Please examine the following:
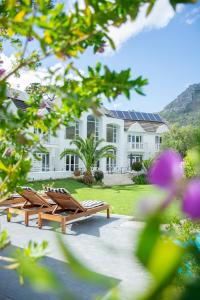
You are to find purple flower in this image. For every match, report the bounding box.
[182,179,200,219]
[148,150,183,190]
[5,148,13,157]
[0,68,5,77]
[97,43,107,53]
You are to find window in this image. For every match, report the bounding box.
[128,135,142,143]
[65,122,79,140]
[34,128,42,134]
[106,150,117,172]
[42,153,50,171]
[34,128,50,143]
[155,136,162,144]
[87,115,99,140]
[66,155,79,171]
[106,124,117,143]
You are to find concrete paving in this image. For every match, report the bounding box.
[103,174,133,186]
[0,213,150,300]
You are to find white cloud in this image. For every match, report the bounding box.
[0,53,83,91]
[185,7,200,25]
[106,0,184,54]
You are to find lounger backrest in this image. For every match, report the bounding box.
[19,187,51,207]
[45,188,86,212]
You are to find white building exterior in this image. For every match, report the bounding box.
[8,90,168,181]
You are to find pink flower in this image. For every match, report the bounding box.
[182,179,200,219]
[148,150,183,190]
[0,68,5,77]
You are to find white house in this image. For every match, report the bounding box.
[7,89,168,181]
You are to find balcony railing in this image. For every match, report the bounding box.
[155,143,161,151]
[129,143,144,150]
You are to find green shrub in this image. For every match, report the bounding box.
[142,158,154,171]
[184,152,199,178]
[132,161,143,171]
[94,170,104,183]
[132,174,148,184]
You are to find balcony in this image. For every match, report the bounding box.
[155,143,161,151]
[128,143,144,151]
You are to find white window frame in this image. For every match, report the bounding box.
[106,149,117,172]
[66,155,79,172]
[42,153,50,172]
[106,124,117,143]
[65,121,79,140]
[87,115,99,140]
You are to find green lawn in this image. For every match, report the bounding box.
[29,178,181,221]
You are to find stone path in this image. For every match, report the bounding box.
[0,213,150,300]
[103,174,133,186]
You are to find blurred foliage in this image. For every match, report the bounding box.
[161,125,198,157]
[184,151,199,178]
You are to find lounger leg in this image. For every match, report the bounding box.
[25,212,29,226]
[38,213,42,229]
[107,208,110,218]
[61,217,66,234]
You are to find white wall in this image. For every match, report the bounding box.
[9,97,168,180]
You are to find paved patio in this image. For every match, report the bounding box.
[0,213,150,300]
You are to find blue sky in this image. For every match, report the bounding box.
[76,2,200,113]
[2,1,200,113]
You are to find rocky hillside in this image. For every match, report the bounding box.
[160,83,200,126]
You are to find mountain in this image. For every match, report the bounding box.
[160,83,200,126]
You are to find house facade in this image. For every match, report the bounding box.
[7,89,168,181]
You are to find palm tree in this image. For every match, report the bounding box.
[60,136,116,183]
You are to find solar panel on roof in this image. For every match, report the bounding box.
[121,111,126,119]
[155,114,162,122]
[108,110,164,123]
[141,112,149,121]
[117,111,124,119]
[150,114,157,121]
[127,111,132,120]
[135,112,144,121]
[110,110,118,118]
[123,111,130,119]
[130,111,138,120]
[140,112,146,121]
[147,113,155,121]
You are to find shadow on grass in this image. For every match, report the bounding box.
[0,244,119,300]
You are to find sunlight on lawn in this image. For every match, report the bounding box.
[29,179,181,221]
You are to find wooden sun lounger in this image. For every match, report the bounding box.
[38,188,110,234]
[7,187,56,226]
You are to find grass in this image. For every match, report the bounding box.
[28,178,181,221]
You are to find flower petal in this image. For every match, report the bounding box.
[148,150,183,189]
[182,179,200,219]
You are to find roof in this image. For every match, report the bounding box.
[11,99,29,111]
[7,88,29,111]
[124,120,164,132]
[107,110,164,123]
